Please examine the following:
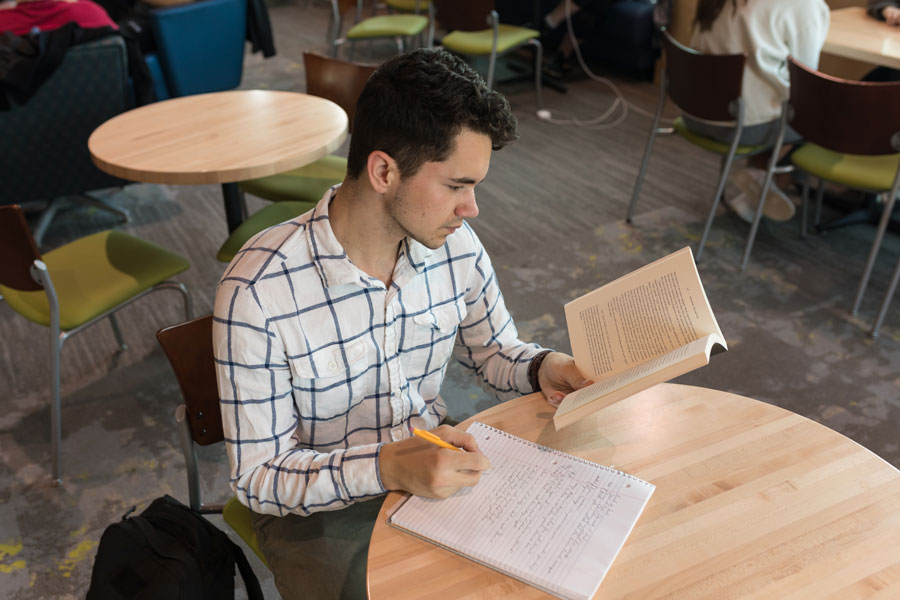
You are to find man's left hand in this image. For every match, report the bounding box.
[537,351,592,407]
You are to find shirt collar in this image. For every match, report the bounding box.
[308,186,437,290]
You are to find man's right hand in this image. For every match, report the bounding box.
[379,425,491,499]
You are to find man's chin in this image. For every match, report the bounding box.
[421,238,447,250]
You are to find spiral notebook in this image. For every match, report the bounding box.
[388,422,655,600]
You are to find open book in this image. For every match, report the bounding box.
[388,422,655,600]
[554,246,726,430]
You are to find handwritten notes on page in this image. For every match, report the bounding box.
[388,422,655,600]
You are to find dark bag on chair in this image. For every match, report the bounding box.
[86,494,263,599]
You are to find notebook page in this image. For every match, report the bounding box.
[389,422,655,600]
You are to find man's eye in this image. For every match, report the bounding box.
[448,185,463,191]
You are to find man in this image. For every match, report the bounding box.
[213,48,589,599]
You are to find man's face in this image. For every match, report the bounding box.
[387,129,492,250]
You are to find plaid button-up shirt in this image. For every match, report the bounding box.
[213,188,544,516]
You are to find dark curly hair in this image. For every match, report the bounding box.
[346,48,519,180]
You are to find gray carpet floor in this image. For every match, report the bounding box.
[2,1,899,597]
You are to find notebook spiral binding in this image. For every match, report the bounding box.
[473,421,646,482]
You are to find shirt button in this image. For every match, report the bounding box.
[328,360,338,371]
[390,427,405,441]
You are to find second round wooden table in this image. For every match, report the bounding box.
[88,89,349,232]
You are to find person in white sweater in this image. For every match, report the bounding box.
[684,0,830,222]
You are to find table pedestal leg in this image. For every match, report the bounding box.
[221,182,246,233]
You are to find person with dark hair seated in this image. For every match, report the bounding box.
[494,0,610,78]
[0,0,116,34]
[212,48,590,600]
[541,0,611,77]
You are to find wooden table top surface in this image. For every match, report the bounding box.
[824,7,900,71]
[367,383,900,599]
[88,89,348,185]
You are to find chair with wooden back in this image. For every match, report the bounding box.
[156,314,268,566]
[628,30,782,264]
[221,53,377,262]
[385,0,435,47]
[432,0,543,110]
[749,58,900,334]
[329,0,429,59]
[0,204,192,484]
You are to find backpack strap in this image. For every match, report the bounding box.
[129,515,196,564]
[232,542,264,600]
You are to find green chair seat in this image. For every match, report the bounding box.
[347,14,428,39]
[223,496,268,567]
[0,230,189,330]
[386,0,430,10]
[441,24,539,55]
[217,200,316,263]
[238,154,346,203]
[672,117,768,156]
[792,143,900,191]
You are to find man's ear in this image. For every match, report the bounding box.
[366,150,398,194]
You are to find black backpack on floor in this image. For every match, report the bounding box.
[86,495,263,599]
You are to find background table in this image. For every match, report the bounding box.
[89,90,348,232]
[823,6,900,70]
[368,383,900,599]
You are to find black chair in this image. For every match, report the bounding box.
[0,37,132,245]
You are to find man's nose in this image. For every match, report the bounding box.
[456,190,478,219]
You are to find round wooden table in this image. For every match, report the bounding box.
[367,383,900,599]
[88,89,348,232]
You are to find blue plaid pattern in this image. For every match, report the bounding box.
[213,187,544,516]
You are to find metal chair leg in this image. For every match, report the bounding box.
[78,193,129,223]
[801,180,810,239]
[871,253,900,338]
[528,38,544,112]
[627,74,667,224]
[741,163,776,271]
[50,330,65,486]
[176,282,193,320]
[697,148,738,262]
[741,105,789,271]
[149,281,193,321]
[814,179,825,227]
[109,314,128,351]
[852,191,899,315]
[486,51,496,89]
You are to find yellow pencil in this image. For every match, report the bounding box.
[412,428,463,452]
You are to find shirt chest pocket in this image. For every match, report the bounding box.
[293,339,371,382]
[410,299,466,358]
